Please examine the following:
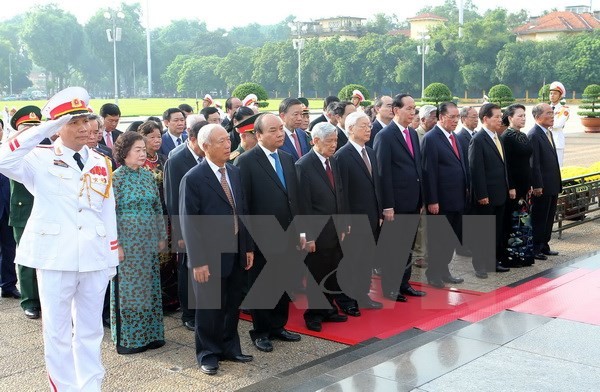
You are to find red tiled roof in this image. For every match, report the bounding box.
[407,13,448,22]
[514,11,600,35]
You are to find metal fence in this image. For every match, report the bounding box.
[554,171,600,238]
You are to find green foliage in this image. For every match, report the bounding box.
[232,82,268,101]
[361,100,372,107]
[422,82,452,105]
[578,84,600,117]
[338,84,370,101]
[257,101,269,108]
[488,84,515,107]
[538,84,550,102]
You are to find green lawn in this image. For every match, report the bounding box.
[2,98,326,117]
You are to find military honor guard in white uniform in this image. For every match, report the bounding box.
[548,81,569,167]
[0,87,118,392]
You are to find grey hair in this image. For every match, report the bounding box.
[186,114,206,129]
[345,111,369,130]
[419,105,437,120]
[459,106,475,119]
[531,104,546,119]
[88,114,104,129]
[197,124,224,146]
[311,121,337,140]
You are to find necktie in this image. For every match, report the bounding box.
[270,152,287,189]
[552,106,556,111]
[73,152,84,170]
[291,131,303,158]
[176,137,182,145]
[403,129,414,157]
[218,168,238,234]
[361,147,372,176]
[105,133,113,149]
[547,131,555,149]
[493,134,504,161]
[197,157,202,164]
[449,134,460,160]
[325,158,335,189]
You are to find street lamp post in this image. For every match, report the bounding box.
[8,53,13,96]
[417,34,430,100]
[289,21,307,98]
[104,10,125,105]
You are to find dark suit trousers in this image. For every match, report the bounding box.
[0,213,17,291]
[426,212,462,281]
[381,219,415,294]
[248,252,290,340]
[13,226,40,310]
[530,194,558,254]
[178,253,195,322]
[193,262,244,366]
[471,203,505,272]
[304,245,342,322]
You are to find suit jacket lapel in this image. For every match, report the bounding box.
[349,145,373,183]
[309,150,334,193]
[283,134,299,160]
[255,147,287,194]
[392,123,414,159]
[482,131,504,163]
[201,161,230,205]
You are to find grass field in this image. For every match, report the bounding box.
[2,98,326,118]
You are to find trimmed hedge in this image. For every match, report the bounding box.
[338,84,370,101]
[488,84,515,108]
[577,84,600,118]
[422,83,452,105]
[232,82,269,102]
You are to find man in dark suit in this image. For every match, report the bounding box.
[221,96,242,129]
[335,112,384,309]
[308,96,339,133]
[0,172,18,300]
[180,124,254,375]
[331,101,356,152]
[163,121,206,331]
[86,114,115,167]
[296,122,355,332]
[468,103,514,278]
[528,103,562,260]
[235,113,302,353]
[456,106,479,161]
[98,103,122,149]
[159,108,188,156]
[279,98,311,162]
[421,102,468,288]
[373,93,426,301]
[368,96,394,148]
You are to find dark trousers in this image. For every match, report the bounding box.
[248,252,290,341]
[0,213,17,291]
[193,263,244,367]
[304,245,345,322]
[530,194,558,254]
[178,253,195,323]
[381,220,414,294]
[471,203,505,272]
[13,226,39,310]
[426,212,462,281]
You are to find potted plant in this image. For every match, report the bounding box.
[577,84,600,133]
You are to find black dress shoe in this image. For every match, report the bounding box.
[183,320,195,331]
[496,265,510,273]
[271,330,301,342]
[427,278,445,289]
[542,250,559,256]
[200,364,218,375]
[475,271,488,279]
[360,298,383,309]
[324,313,348,322]
[146,340,165,350]
[24,308,41,319]
[534,253,548,260]
[116,345,147,355]
[253,337,273,352]
[341,306,361,317]
[385,291,407,302]
[442,275,464,284]
[401,287,427,297]
[305,320,322,332]
[1,288,21,299]
[224,353,254,362]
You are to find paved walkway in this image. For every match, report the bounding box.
[0,131,599,391]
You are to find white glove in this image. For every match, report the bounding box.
[36,114,74,139]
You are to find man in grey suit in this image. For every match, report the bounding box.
[456,106,479,161]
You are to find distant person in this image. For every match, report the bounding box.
[309,96,339,133]
[221,96,242,129]
[331,101,356,152]
[202,94,213,108]
[159,108,187,156]
[548,81,569,167]
[125,120,143,133]
[415,105,437,146]
[201,106,221,124]
[229,112,260,164]
[179,103,194,116]
[368,96,394,148]
[99,103,122,149]
[456,106,479,161]
[279,98,311,162]
[351,90,365,109]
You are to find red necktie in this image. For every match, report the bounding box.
[449,134,460,159]
[291,131,303,158]
[325,159,335,189]
[403,129,414,157]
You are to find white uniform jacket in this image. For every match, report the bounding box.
[551,102,569,149]
[0,121,119,272]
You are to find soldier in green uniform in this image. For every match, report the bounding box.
[228,113,260,164]
[8,106,44,319]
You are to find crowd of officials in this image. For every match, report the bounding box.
[0,84,565,389]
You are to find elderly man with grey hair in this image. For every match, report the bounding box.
[296,121,358,332]
[415,105,437,146]
[456,106,479,160]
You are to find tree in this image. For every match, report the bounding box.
[423,82,452,104]
[0,16,33,94]
[232,82,268,101]
[161,55,191,94]
[20,5,83,90]
[488,84,515,108]
[176,56,225,96]
[365,13,400,35]
[216,47,257,92]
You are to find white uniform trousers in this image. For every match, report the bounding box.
[37,268,113,392]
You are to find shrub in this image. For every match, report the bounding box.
[538,84,550,102]
[577,84,600,118]
[338,84,370,101]
[488,84,515,108]
[422,83,452,105]
[231,82,269,102]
